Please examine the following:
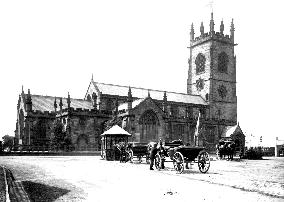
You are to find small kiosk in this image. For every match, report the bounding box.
[101,125,132,161]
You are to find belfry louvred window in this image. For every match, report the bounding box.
[218,52,229,73]
[195,53,206,74]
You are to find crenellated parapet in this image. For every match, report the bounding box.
[190,12,235,48]
[28,109,56,118]
[58,107,110,117]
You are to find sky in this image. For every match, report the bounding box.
[0,0,283,147]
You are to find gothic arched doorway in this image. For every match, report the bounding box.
[77,134,89,150]
[139,110,160,142]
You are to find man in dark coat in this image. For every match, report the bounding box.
[157,139,165,169]
[149,143,158,170]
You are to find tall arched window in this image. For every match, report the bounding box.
[218,52,229,73]
[139,110,159,142]
[33,120,47,146]
[77,134,89,150]
[195,53,206,74]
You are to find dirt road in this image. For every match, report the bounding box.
[0,156,283,202]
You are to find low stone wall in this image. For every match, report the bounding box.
[0,151,101,156]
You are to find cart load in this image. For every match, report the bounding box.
[154,140,210,174]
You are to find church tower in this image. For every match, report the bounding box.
[187,12,237,125]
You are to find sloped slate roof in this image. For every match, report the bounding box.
[101,125,131,136]
[92,81,207,105]
[222,124,243,138]
[118,98,145,111]
[28,94,93,112]
[223,125,238,137]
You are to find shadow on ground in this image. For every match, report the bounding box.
[22,181,70,202]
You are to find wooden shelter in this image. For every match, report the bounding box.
[101,125,131,160]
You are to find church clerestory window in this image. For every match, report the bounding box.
[218,52,229,73]
[195,53,206,74]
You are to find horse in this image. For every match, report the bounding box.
[217,140,236,160]
[115,142,129,163]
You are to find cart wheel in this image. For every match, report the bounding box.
[106,150,114,160]
[154,154,161,170]
[173,152,184,174]
[198,151,210,173]
[128,149,134,163]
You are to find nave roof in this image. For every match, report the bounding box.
[92,81,207,105]
[25,94,92,112]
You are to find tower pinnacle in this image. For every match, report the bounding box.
[210,12,215,34]
[200,22,204,36]
[127,86,133,110]
[54,97,57,112]
[67,92,71,109]
[190,23,195,41]
[230,18,235,41]
[220,19,224,35]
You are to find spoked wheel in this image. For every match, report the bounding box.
[154,154,161,170]
[173,152,184,174]
[128,149,134,163]
[198,151,210,173]
[106,150,114,160]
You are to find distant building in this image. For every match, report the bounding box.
[262,147,275,156]
[275,137,284,157]
[15,12,238,152]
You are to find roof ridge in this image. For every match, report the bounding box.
[93,81,203,97]
[30,94,90,102]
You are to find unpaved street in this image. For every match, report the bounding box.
[0,156,283,202]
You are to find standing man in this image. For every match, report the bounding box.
[149,143,158,170]
[157,139,165,169]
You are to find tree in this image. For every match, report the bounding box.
[50,121,72,151]
[2,135,14,151]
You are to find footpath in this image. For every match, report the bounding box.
[0,166,30,202]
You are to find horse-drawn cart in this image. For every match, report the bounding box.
[127,142,149,163]
[216,137,238,160]
[154,141,210,174]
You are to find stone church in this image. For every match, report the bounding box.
[15,13,240,151]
